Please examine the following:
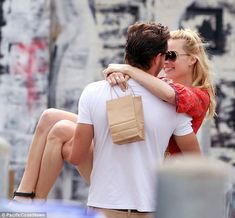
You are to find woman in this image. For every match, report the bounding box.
[13,28,215,202]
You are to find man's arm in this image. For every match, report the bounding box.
[68,123,94,165]
[174,132,201,154]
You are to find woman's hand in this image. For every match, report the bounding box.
[106,72,129,92]
[103,64,131,91]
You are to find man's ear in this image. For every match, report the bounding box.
[153,53,164,65]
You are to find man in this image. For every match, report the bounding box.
[68,22,200,218]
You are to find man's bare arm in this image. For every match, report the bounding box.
[174,132,201,154]
[68,123,94,165]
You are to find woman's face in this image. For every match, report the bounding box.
[163,39,193,84]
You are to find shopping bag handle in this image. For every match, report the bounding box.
[110,84,135,99]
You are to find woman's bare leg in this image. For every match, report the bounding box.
[34,120,77,199]
[14,108,77,201]
[34,120,93,199]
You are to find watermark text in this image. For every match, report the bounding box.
[0,212,46,218]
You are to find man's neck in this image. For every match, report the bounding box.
[147,66,159,77]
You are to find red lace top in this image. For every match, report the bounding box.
[165,83,210,155]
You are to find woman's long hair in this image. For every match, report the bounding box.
[170,29,216,118]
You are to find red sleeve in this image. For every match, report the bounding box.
[169,83,210,118]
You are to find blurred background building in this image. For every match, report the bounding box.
[0,0,234,204]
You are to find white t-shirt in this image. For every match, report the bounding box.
[78,79,193,212]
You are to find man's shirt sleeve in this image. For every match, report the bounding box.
[77,84,93,125]
[173,113,193,136]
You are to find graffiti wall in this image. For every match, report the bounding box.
[0,0,50,170]
[0,0,234,203]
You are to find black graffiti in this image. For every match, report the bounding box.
[212,80,235,148]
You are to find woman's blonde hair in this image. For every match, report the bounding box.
[170,29,216,118]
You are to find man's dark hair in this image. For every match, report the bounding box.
[124,22,170,70]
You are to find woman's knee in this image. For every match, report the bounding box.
[40,108,60,124]
[36,108,61,133]
[47,120,75,142]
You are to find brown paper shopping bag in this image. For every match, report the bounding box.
[106,88,145,145]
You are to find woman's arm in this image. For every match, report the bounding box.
[104,64,176,104]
